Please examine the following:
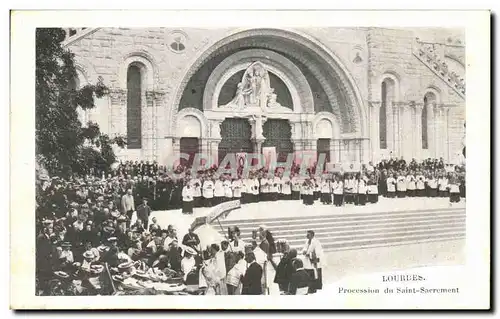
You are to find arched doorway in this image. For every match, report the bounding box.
[172,28,365,136]
[262,119,293,162]
[218,118,254,165]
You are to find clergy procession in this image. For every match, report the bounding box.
[36,153,465,296]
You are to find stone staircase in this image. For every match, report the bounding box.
[216,207,465,252]
[413,37,465,99]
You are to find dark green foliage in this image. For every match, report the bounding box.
[36,28,125,177]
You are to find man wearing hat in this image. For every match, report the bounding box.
[136,197,151,228]
[121,189,135,220]
[58,242,75,271]
[182,227,200,251]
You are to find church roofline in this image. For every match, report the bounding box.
[62,28,102,47]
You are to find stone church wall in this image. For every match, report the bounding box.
[66,27,465,164]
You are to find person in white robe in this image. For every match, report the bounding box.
[214,177,225,206]
[226,251,247,295]
[438,174,449,198]
[386,173,397,198]
[302,230,324,294]
[281,175,292,200]
[357,176,367,206]
[202,178,214,207]
[406,173,416,197]
[191,177,202,207]
[232,178,243,199]
[416,172,426,197]
[260,176,270,201]
[320,179,331,205]
[223,178,233,202]
[396,173,407,198]
[291,175,301,200]
[332,175,344,207]
[182,183,194,214]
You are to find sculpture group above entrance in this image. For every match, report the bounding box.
[220,61,288,111]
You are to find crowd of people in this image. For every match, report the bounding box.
[35,156,465,295]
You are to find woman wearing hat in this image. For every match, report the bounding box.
[57,242,75,272]
[181,246,199,285]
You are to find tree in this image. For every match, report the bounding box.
[36,28,125,178]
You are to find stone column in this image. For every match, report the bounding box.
[144,91,156,161]
[413,103,424,160]
[209,139,221,166]
[427,102,435,158]
[109,89,127,137]
[391,102,398,156]
[173,139,181,168]
[152,91,165,163]
[369,102,381,162]
[158,137,174,166]
[403,102,414,160]
[445,107,451,162]
[208,119,222,166]
[434,104,441,159]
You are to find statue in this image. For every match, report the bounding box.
[266,88,282,108]
[225,82,247,109]
[248,114,266,140]
[220,61,274,110]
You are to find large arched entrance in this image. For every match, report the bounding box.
[171,28,367,166]
[218,118,254,164]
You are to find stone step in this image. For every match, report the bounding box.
[218,207,462,226]
[233,216,465,236]
[309,233,466,252]
[237,221,465,241]
[219,211,465,231]
[219,208,465,226]
[240,225,465,244]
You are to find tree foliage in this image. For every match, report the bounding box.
[36,28,125,177]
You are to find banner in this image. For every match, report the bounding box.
[262,147,276,169]
[236,152,247,168]
[326,163,343,172]
[342,162,362,172]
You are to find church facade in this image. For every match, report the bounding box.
[63,27,466,167]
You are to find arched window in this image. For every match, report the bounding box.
[422,97,429,149]
[422,92,436,150]
[379,81,387,149]
[127,64,142,149]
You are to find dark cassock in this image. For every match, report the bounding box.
[273,250,297,292]
[136,200,152,226]
[182,230,200,251]
[241,254,263,295]
[288,262,312,295]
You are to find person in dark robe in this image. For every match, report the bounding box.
[148,217,162,234]
[136,197,151,228]
[166,239,183,272]
[241,252,263,295]
[287,258,311,295]
[274,247,297,293]
[182,227,200,251]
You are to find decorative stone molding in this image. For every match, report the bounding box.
[414,38,465,98]
[62,28,101,47]
[168,28,366,136]
[312,112,342,139]
[118,49,159,91]
[203,49,314,113]
[173,107,209,139]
